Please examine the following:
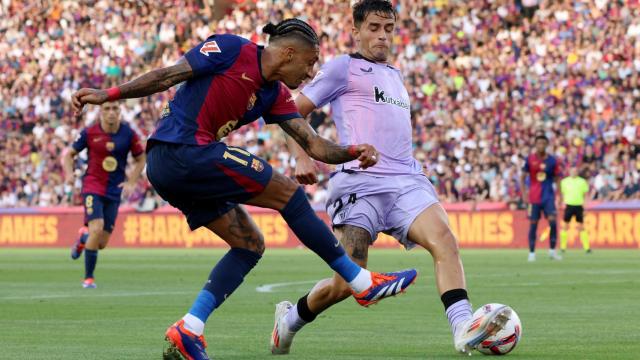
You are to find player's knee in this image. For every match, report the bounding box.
[261,172,299,210]
[88,224,104,238]
[243,232,265,255]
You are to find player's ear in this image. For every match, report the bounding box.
[352,26,360,42]
[280,46,294,63]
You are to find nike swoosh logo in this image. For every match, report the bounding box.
[360,67,373,73]
[241,72,254,83]
[93,138,101,142]
[334,240,340,247]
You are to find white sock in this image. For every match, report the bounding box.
[348,268,373,293]
[446,299,473,336]
[549,249,556,256]
[182,313,205,336]
[285,304,307,332]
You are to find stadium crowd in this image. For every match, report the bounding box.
[1,0,639,209]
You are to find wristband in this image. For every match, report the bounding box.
[106,87,121,101]
[347,145,358,158]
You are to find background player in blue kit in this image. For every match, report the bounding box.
[71,19,418,360]
[520,135,563,262]
[63,102,146,288]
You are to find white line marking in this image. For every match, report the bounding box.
[0,291,187,301]
[256,280,318,293]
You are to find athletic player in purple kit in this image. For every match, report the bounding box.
[63,102,145,288]
[520,134,563,262]
[271,1,512,356]
[71,19,418,360]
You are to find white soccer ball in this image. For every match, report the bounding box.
[475,303,522,355]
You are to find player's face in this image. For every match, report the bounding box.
[281,45,319,89]
[569,167,578,177]
[535,139,548,154]
[353,12,396,62]
[100,102,121,128]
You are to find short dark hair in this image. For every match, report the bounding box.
[352,0,397,28]
[262,18,319,47]
[535,134,549,143]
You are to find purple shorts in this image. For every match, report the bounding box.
[326,171,439,249]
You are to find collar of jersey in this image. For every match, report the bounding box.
[350,52,396,70]
[257,45,269,84]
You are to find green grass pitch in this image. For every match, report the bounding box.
[1,248,639,359]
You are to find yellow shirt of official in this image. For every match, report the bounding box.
[560,176,589,206]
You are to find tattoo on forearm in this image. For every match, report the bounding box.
[280,119,355,164]
[119,63,192,99]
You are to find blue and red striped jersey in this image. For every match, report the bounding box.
[150,34,301,145]
[72,122,144,200]
[523,153,561,204]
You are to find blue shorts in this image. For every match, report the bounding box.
[528,201,556,221]
[146,141,273,230]
[83,193,120,233]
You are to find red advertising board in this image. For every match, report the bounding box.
[0,207,639,249]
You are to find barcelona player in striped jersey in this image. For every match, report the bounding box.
[63,102,146,288]
[71,18,417,360]
[520,134,563,261]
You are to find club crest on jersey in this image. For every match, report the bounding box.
[105,142,115,151]
[160,103,170,118]
[200,41,221,56]
[251,159,264,172]
[247,93,257,110]
[102,156,118,172]
[536,172,547,181]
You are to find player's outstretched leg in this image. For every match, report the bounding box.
[164,207,264,360]
[272,226,371,354]
[70,226,89,260]
[406,203,512,355]
[247,172,417,307]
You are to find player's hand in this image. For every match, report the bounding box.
[294,157,320,185]
[71,88,108,114]
[119,180,137,199]
[354,144,378,169]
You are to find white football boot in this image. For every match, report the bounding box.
[454,304,512,355]
[270,301,297,355]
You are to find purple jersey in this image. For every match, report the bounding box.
[150,34,300,146]
[302,54,421,175]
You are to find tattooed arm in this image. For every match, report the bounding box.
[279,118,378,169]
[71,60,193,113]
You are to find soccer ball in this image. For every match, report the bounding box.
[475,304,522,355]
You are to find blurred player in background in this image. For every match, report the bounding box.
[63,102,146,288]
[271,0,511,356]
[71,18,417,360]
[560,166,591,253]
[520,135,563,262]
